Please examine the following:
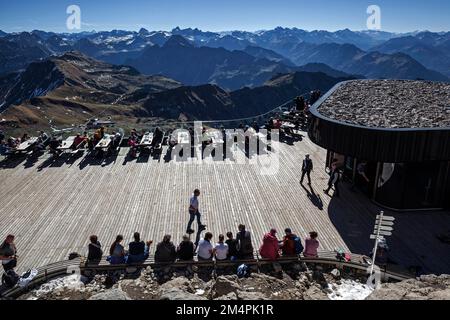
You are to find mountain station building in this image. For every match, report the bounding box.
[308,80,450,211]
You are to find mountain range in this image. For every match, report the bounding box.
[0,51,354,132]
[0,27,448,84]
[0,27,449,134]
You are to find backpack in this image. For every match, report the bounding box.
[2,270,20,288]
[237,264,249,278]
[294,237,304,254]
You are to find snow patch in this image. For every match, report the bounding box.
[28,274,84,300]
[327,279,374,300]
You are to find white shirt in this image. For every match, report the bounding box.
[190,196,199,211]
[197,239,213,259]
[214,242,229,261]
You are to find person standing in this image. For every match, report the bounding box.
[0,235,17,272]
[186,189,206,234]
[300,154,314,185]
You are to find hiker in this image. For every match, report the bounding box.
[280,228,298,257]
[237,224,254,259]
[0,235,17,272]
[155,235,177,263]
[197,232,214,261]
[214,234,229,261]
[300,154,314,185]
[87,235,103,263]
[177,235,195,261]
[128,232,152,264]
[225,232,239,260]
[324,169,341,197]
[259,229,280,261]
[304,232,320,258]
[108,235,127,264]
[186,189,206,234]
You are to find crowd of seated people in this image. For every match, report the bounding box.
[85,226,320,266]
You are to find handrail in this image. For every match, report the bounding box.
[1,251,413,299]
[38,91,312,135]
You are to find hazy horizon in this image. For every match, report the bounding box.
[1,0,449,34]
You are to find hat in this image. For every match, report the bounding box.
[285,228,292,234]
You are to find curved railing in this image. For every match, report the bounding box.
[1,250,413,299]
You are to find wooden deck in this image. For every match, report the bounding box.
[1,131,449,275]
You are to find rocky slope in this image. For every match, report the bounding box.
[367,275,450,300]
[18,266,450,301]
[0,51,353,134]
[19,267,372,301]
[138,71,354,120]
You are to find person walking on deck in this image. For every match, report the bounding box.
[324,169,341,198]
[186,189,206,234]
[300,154,314,185]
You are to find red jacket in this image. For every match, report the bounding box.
[259,233,279,261]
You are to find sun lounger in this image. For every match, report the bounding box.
[15,137,39,154]
[58,136,77,151]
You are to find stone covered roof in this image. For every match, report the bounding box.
[317,80,450,129]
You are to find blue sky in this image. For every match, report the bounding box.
[0,0,449,33]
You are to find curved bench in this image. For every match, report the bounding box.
[1,251,412,299]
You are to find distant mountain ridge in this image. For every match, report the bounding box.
[1,52,354,131]
[0,27,448,89]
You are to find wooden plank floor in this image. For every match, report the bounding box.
[1,132,449,275]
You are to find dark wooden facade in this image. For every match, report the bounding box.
[308,82,450,210]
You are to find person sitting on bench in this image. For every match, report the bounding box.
[259,228,280,261]
[177,235,195,261]
[197,232,214,261]
[214,234,229,262]
[127,232,152,264]
[108,235,127,264]
[0,234,17,272]
[155,235,177,264]
[87,235,103,264]
[304,231,320,258]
